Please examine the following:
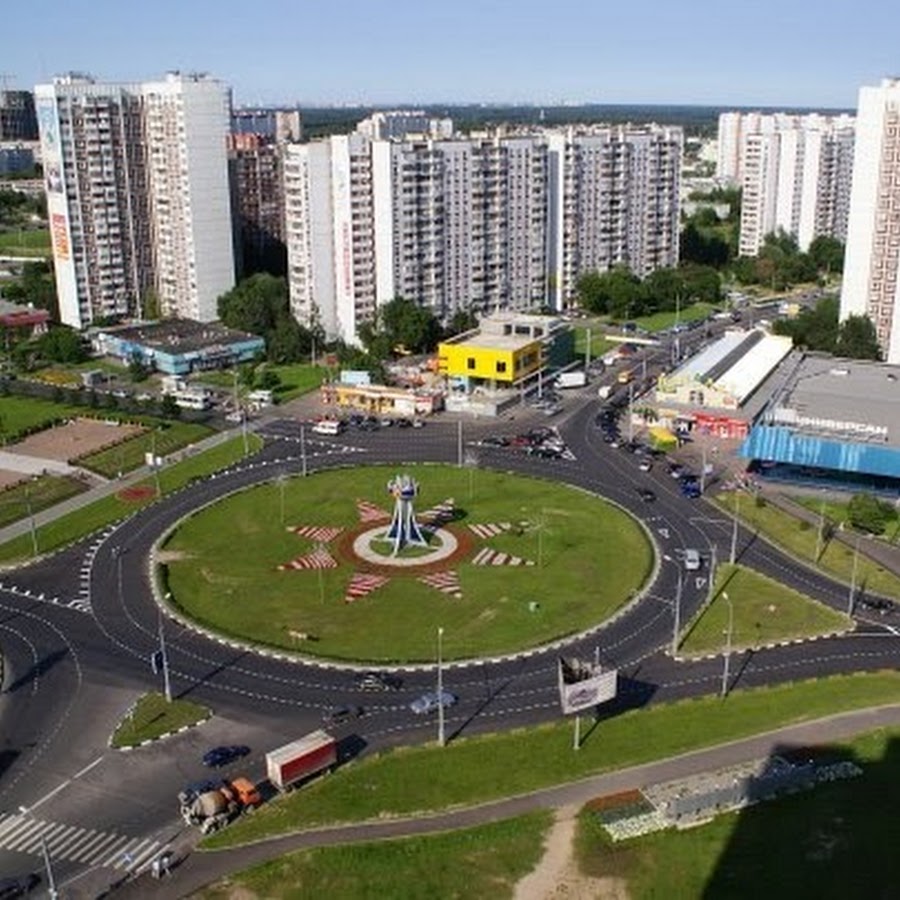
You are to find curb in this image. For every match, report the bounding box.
[110,700,212,751]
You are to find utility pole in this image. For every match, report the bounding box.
[24,479,38,557]
[847,535,860,616]
[151,429,162,498]
[437,626,445,747]
[241,408,249,456]
[158,614,172,702]
[585,327,592,370]
[671,568,683,656]
[815,496,826,561]
[457,420,463,467]
[720,592,734,698]
[41,834,59,900]
[300,423,308,477]
[627,381,634,444]
[708,544,718,605]
[730,490,741,564]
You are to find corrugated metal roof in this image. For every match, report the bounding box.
[717,334,793,405]
[704,331,764,383]
[741,425,900,478]
[676,330,747,380]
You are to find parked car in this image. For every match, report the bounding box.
[410,690,458,715]
[481,435,510,448]
[638,459,653,472]
[412,419,426,428]
[396,418,413,428]
[322,704,363,726]
[202,745,250,767]
[354,670,402,691]
[530,445,564,459]
[637,488,656,503]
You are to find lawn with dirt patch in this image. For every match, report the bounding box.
[160,464,653,662]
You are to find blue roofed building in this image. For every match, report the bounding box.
[741,354,900,492]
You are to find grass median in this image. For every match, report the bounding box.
[111,691,209,748]
[0,474,87,529]
[717,491,900,600]
[203,670,900,849]
[200,811,551,900]
[0,434,262,564]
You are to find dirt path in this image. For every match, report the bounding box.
[512,805,629,900]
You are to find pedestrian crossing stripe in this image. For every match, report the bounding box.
[0,813,160,872]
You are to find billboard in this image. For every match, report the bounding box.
[558,657,618,715]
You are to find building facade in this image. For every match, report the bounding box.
[227,133,287,276]
[231,107,302,143]
[724,112,855,256]
[34,72,235,329]
[285,125,681,344]
[0,90,38,141]
[841,79,900,364]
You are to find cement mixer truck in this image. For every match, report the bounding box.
[179,777,261,834]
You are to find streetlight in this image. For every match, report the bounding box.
[729,490,741,565]
[815,494,827,562]
[18,806,58,900]
[671,567,683,656]
[436,626,445,747]
[627,381,634,444]
[847,535,861,616]
[457,420,464,468]
[24,477,38,557]
[720,591,734,698]
[158,607,172,702]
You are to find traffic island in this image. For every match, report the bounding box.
[111,691,211,749]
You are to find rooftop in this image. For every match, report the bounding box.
[98,319,263,355]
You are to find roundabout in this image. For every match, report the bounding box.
[156,463,654,663]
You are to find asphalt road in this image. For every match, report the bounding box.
[0,329,898,897]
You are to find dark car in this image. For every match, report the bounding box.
[354,670,402,691]
[530,445,563,459]
[480,435,510,448]
[359,417,380,431]
[396,418,413,428]
[322,704,363,726]
[202,745,250,767]
[0,875,39,898]
[859,598,896,616]
[637,488,656,503]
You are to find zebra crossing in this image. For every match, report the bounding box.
[0,812,160,873]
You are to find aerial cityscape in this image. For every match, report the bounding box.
[2,2,900,898]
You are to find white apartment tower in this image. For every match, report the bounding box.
[285,125,680,343]
[35,72,234,328]
[840,79,900,363]
[728,112,855,257]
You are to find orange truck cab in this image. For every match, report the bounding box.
[227,777,261,808]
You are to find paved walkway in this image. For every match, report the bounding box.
[96,703,900,900]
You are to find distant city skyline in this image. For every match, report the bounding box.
[7,0,898,109]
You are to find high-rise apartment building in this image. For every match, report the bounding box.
[840,78,900,363]
[285,125,681,344]
[0,89,38,141]
[35,72,234,328]
[232,107,302,143]
[722,112,855,257]
[355,110,454,141]
[228,133,287,276]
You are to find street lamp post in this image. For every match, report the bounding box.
[158,610,172,702]
[847,535,861,616]
[730,490,741,565]
[151,428,162,498]
[627,381,634,444]
[24,479,38,557]
[671,568,683,656]
[720,592,734,698]
[436,626,445,747]
[18,807,58,900]
[815,495,827,562]
[457,420,463,468]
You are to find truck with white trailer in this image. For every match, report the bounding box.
[556,371,587,389]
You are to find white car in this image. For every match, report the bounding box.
[409,690,457,715]
[683,549,701,571]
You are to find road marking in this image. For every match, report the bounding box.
[0,813,157,871]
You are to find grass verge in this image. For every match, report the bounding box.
[632,302,718,333]
[574,726,900,899]
[0,434,262,564]
[679,563,851,654]
[203,670,900,848]
[111,691,209,748]
[0,474,87,529]
[573,327,616,360]
[792,494,900,545]
[200,811,551,900]
[716,491,900,600]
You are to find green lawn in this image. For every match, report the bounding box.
[632,302,719,333]
[193,363,328,402]
[0,474,87,529]
[0,434,262,564]
[679,564,851,655]
[204,671,900,848]
[111,692,209,748]
[0,230,51,255]
[0,395,86,442]
[573,326,616,360]
[161,464,653,662]
[575,727,900,899]
[717,491,900,601]
[77,421,213,477]
[201,811,550,900]
[792,494,900,544]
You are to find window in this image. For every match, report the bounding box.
[496,361,507,374]
[467,357,476,370]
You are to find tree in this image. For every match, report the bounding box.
[848,493,896,535]
[257,368,281,390]
[128,352,150,383]
[37,326,88,364]
[807,236,845,276]
[836,315,881,361]
[267,317,311,364]
[575,271,609,314]
[773,295,839,353]
[217,274,290,336]
[379,297,441,354]
[160,393,181,419]
[445,308,479,337]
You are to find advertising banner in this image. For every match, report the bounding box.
[558,657,618,715]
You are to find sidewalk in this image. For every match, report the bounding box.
[0,428,239,549]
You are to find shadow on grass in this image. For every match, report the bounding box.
[580,672,659,746]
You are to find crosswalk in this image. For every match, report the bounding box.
[0,813,160,873]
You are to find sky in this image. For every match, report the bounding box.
[5,0,898,109]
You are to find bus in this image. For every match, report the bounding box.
[170,390,212,411]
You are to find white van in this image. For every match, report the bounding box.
[312,419,343,436]
[683,549,701,571]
